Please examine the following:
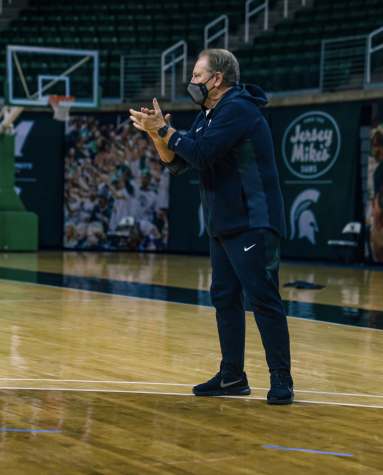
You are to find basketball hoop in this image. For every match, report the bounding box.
[49,95,75,122]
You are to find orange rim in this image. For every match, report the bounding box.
[49,95,75,106]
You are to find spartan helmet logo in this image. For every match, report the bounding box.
[290,189,321,245]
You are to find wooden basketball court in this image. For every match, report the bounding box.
[0,252,382,474]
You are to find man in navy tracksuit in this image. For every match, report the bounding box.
[130,49,293,404]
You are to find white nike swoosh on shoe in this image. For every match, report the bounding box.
[220,379,242,388]
[196,127,203,132]
[244,244,256,251]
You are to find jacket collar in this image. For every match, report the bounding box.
[201,85,244,120]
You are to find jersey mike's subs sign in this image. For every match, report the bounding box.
[282,111,341,179]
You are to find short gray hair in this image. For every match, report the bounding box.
[198,49,240,86]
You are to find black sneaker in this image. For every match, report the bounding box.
[193,366,251,396]
[267,370,294,405]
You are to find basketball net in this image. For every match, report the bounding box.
[49,95,75,122]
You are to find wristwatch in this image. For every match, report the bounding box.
[158,125,170,138]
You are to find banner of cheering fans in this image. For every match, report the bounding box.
[64,115,170,251]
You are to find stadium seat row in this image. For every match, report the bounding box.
[6,24,216,35]
[27,0,249,12]
[13,13,234,24]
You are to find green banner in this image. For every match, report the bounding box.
[14,113,64,248]
[168,168,210,253]
[270,103,362,259]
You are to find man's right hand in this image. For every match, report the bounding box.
[140,108,171,131]
[137,106,176,164]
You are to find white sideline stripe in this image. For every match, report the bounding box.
[0,277,382,332]
[0,299,129,302]
[0,387,382,408]
[0,379,194,385]
[0,379,381,399]
[291,400,383,409]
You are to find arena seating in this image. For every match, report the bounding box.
[0,0,254,97]
[236,0,383,91]
[0,0,381,97]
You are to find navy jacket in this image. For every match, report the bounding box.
[166,84,287,239]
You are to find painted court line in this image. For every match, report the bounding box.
[263,446,354,457]
[0,299,125,302]
[0,379,194,385]
[0,387,382,408]
[0,380,381,399]
[292,399,383,408]
[0,429,61,433]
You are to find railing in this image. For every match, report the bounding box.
[120,55,161,102]
[245,0,269,43]
[204,15,229,50]
[320,35,368,92]
[366,26,383,89]
[161,40,187,99]
[245,0,309,41]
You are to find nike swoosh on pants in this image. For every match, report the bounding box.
[244,244,256,251]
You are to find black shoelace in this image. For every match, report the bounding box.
[208,372,222,383]
[270,371,293,389]
[209,369,239,383]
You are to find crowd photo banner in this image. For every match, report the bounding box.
[14,112,64,248]
[64,115,170,251]
[270,103,362,259]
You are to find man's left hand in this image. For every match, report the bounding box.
[130,99,166,134]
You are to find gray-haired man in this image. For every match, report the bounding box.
[130,49,293,405]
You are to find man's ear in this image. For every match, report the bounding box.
[215,72,224,87]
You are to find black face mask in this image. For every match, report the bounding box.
[187,75,217,105]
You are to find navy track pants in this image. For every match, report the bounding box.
[210,227,291,375]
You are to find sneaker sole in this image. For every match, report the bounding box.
[193,386,251,397]
[267,394,294,405]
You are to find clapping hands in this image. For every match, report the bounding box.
[130,99,171,135]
